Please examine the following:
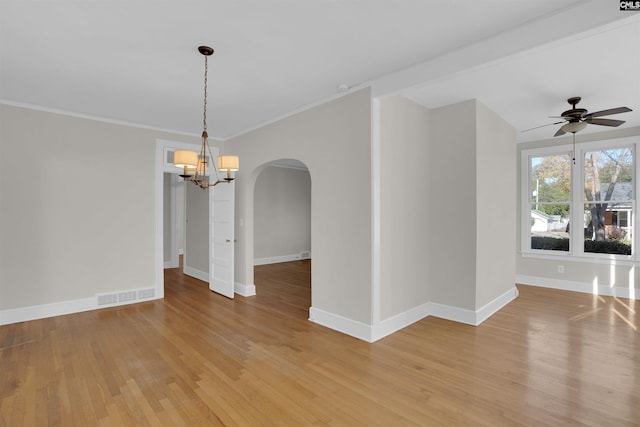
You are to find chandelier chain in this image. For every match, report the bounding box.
[203,55,208,131]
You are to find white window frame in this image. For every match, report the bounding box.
[521,136,638,263]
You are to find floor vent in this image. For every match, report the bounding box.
[118,291,137,303]
[96,287,156,307]
[138,288,155,299]
[97,293,118,306]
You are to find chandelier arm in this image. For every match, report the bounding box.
[207,137,223,183]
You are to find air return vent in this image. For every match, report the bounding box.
[96,287,156,307]
[118,291,137,303]
[97,293,118,306]
[138,288,155,299]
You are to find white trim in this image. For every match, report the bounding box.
[521,251,637,266]
[234,282,256,297]
[517,274,639,300]
[475,287,520,325]
[155,141,166,299]
[0,99,218,140]
[371,302,432,342]
[371,97,381,326]
[156,138,202,300]
[309,307,373,342]
[0,290,161,326]
[254,252,311,266]
[427,302,477,326]
[183,266,209,283]
[0,297,96,325]
[310,287,519,343]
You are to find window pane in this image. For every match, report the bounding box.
[583,205,632,255]
[531,154,572,206]
[530,204,570,252]
[583,147,633,255]
[529,154,571,252]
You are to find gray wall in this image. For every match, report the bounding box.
[0,104,198,310]
[475,101,517,308]
[254,165,311,260]
[185,179,210,275]
[379,95,431,319]
[163,173,173,263]
[428,100,479,310]
[378,96,516,319]
[228,88,372,324]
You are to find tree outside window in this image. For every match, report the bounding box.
[583,148,633,254]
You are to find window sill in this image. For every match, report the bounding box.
[520,251,637,266]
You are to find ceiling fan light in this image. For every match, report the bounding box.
[561,121,587,134]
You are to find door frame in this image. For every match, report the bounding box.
[155,138,204,298]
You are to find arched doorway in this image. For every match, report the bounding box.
[252,159,312,314]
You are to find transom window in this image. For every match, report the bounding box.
[522,137,637,259]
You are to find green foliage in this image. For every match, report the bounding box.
[599,162,632,183]
[537,202,569,217]
[530,236,569,251]
[584,239,631,255]
[530,236,632,255]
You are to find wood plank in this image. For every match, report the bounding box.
[1,259,639,425]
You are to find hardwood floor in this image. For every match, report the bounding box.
[1,260,639,426]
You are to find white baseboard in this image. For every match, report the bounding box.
[427,302,477,326]
[517,275,638,300]
[235,282,256,297]
[183,266,208,283]
[0,289,161,326]
[311,286,519,343]
[0,297,97,326]
[309,307,373,342]
[475,287,520,325]
[163,260,179,269]
[371,302,432,342]
[254,251,311,266]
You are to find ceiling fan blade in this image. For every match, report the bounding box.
[584,107,632,118]
[587,118,626,127]
[521,121,565,132]
[554,127,566,137]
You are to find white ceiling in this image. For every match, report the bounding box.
[1,1,638,142]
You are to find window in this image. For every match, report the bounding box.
[529,153,571,252]
[522,137,636,259]
[582,147,633,255]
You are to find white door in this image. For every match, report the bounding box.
[209,180,235,298]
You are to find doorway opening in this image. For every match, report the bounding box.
[253,159,312,316]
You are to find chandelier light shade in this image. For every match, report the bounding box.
[174,150,198,168]
[174,45,239,188]
[218,155,240,181]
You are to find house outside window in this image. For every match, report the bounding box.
[522,137,636,260]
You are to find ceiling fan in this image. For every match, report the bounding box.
[523,96,632,137]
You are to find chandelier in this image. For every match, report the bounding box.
[174,46,239,188]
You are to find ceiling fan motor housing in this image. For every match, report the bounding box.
[562,97,587,119]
